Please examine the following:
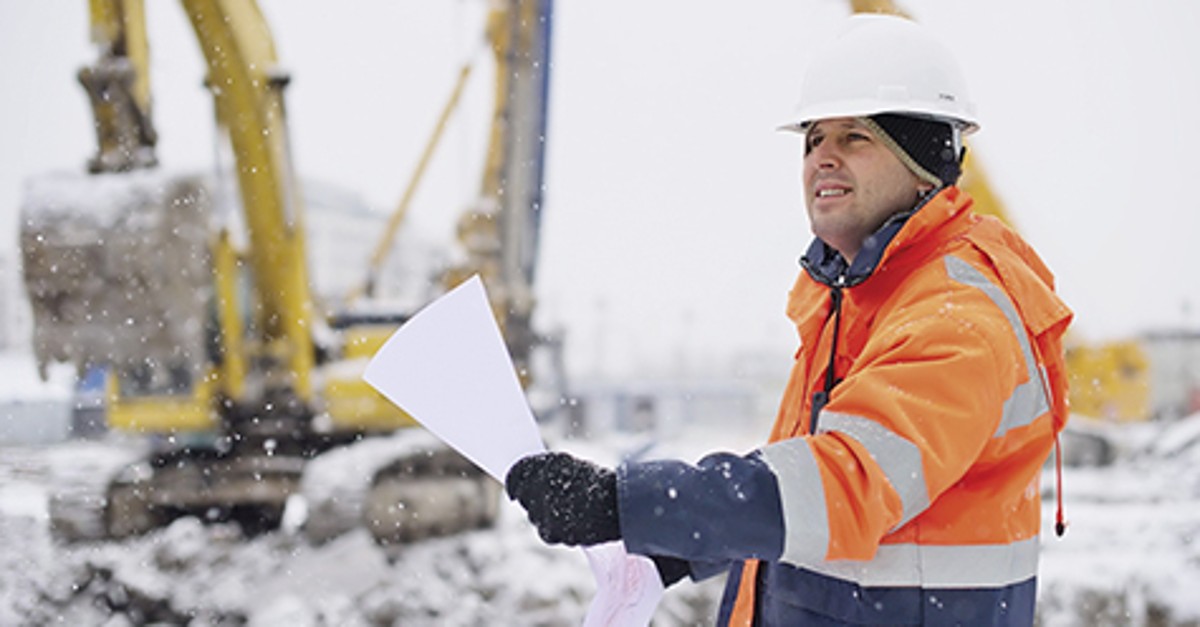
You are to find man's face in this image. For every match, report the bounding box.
[803,117,930,262]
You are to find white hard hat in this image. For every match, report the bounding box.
[781,14,979,135]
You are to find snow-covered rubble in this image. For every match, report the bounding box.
[2,417,1199,626]
[0,432,726,626]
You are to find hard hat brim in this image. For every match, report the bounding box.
[778,99,980,136]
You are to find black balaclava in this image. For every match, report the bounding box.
[862,113,963,188]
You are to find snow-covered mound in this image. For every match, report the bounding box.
[2,417,1200,625]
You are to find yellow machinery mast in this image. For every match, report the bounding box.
[449,0,555,381]
[352,0,556,383]
[347,61,477,305]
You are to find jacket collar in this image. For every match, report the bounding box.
[799,186,970,289]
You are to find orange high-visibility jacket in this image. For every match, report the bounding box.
[618,187,1072,625]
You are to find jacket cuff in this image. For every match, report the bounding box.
[616,452,785,564]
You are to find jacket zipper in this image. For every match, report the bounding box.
[809,277,845,435]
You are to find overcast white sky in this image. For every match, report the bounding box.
[2,1,1198,378]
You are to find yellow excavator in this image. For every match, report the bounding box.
[21,0,557,542]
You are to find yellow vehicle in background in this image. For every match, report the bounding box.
[851,0,1152,428]
[957,157,1151,424]
[21,0,557,542]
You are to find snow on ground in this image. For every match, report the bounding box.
[1036,419,1200,626]
[0,429,730,626]
[2,417,1200,626]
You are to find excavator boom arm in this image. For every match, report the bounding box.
[181,0,315,400]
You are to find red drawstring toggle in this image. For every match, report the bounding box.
[1053,432,1067,537]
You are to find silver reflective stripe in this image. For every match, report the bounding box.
[819,411,929,529]
[759,438,830,565]
[805,537,1040,588]
[944,255,1050,437]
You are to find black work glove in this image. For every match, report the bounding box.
[505,451,620,546]
[650,554,690,588]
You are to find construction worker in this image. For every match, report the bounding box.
[505,13,1072,626]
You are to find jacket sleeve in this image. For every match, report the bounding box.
[619,257,1033,567]
[617,452,786,569]
[762,260,1028,563]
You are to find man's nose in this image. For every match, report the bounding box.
[809,143,841,169]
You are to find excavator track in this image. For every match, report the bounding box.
[363,447,500,546]
[300,429,500,546]
[47,430,500,545]
[46,443,149,543]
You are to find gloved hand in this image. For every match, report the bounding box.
[505,451,620,546]
[649,554,690,588]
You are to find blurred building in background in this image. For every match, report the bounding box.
[1142,329,1200,421]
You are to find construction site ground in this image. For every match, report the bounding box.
[2,416,1200,626]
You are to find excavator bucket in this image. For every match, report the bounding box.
[20,170,215,392]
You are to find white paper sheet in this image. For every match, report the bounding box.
[362,275,543,481]
[362,275,664,625]
[582,543,665,627]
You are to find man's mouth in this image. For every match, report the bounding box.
[816,188,850,198]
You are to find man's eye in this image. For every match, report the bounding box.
[847,132,869,142]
